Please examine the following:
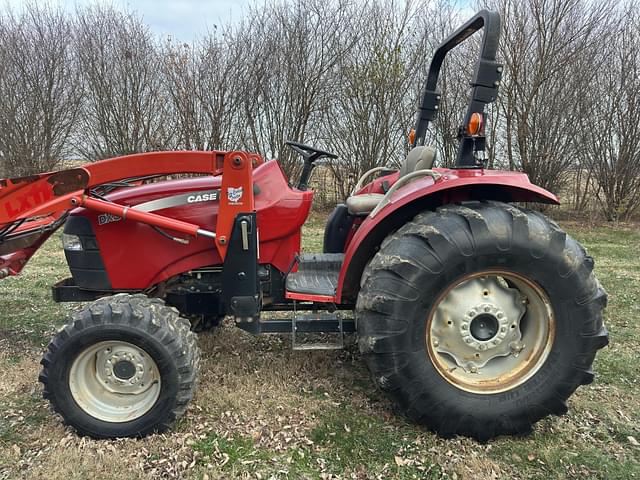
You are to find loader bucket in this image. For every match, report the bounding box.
[0,169,90,278]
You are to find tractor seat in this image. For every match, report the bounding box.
[345,146,437,215]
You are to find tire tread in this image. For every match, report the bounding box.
[356,201,608,441]
[39,293,200,438]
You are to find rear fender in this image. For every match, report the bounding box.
[335,168,559,303]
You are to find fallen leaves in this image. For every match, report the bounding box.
[0,305,639,480]
[394,455,405,467]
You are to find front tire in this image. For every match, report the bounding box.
[356,201,608,441]
[40,294,200,438]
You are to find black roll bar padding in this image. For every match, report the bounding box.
[413,9,503,167]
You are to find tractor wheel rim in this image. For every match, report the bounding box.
[69,340,161,422]
[426,271,555,394]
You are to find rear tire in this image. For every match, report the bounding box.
[356,201,608,441]
[40,294,200,438]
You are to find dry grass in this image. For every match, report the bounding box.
[0,213,638,479]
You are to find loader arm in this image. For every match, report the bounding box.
[0,150,261,278]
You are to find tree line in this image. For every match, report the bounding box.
[0,0,638,220]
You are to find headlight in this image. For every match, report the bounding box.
[62,233,83,251]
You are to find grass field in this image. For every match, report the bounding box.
[0,213,638,479]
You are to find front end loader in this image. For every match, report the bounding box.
[0,10,607,441]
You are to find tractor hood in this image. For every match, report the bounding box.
[63,160,313,290]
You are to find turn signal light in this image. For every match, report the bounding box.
[468,113,484,136]
[408,128,416,146]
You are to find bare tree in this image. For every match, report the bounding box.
[579,4,640,221]
[161,28,243,151]
[233,0,355,178]
[74,6,172,159]
[0,0,636,221]
[161,39,206,150]
[0,4,80,176]
[323,0,430,199]
[490,0,611,194]
[197,32,245,150]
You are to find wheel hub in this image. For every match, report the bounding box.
[431,276,526,370]
[94,344,156,394]
[427,271,555,394]
[69,340,161,422]
[113,360,136,380]
[469,313,499,341]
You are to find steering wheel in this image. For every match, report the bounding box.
[285,140,338,160]
[285,140,338,191]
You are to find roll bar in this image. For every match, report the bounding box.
[413,10,503,168]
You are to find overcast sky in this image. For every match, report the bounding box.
[1,0,254,42]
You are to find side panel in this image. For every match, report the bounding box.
[335,168,559,302]
[70,160,312,290]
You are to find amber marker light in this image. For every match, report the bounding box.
[468,112,484,136]
[408,128,416,146]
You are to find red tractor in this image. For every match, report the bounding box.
[0,11,607,441]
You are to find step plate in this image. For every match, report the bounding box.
[286,253,344,297]
[292,312,345,351]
